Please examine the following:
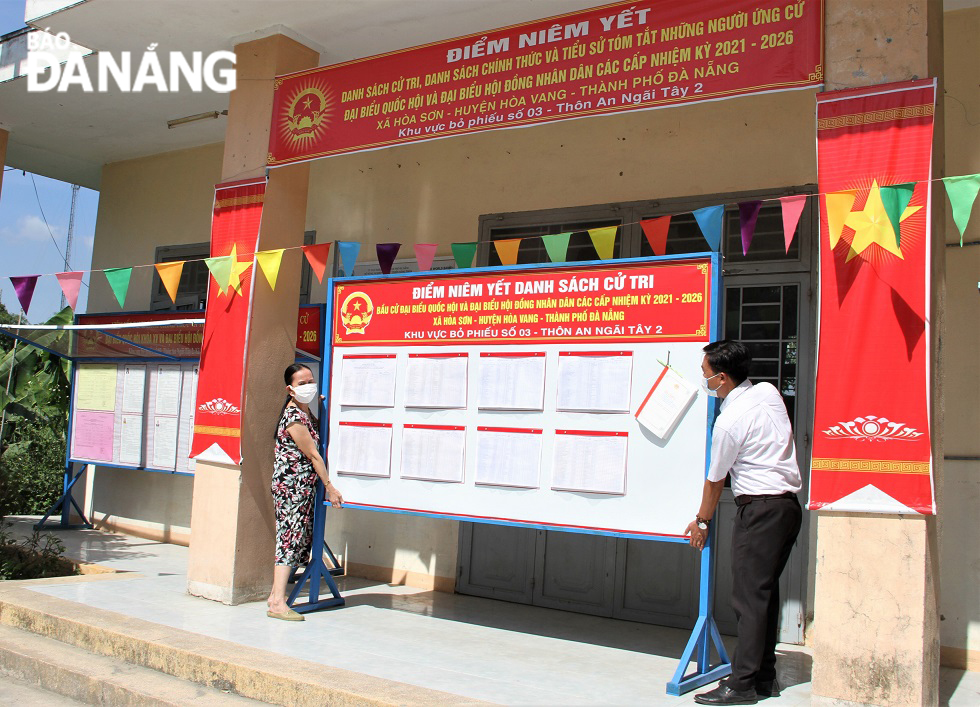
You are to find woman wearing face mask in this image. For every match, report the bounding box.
[267,362,343,621]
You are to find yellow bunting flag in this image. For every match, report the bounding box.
[824,190,857,249]
[254,249,285,290]
[204,255,233,295]
[154,261,184,304]
[493,238,522,266]
[588,226,618,260]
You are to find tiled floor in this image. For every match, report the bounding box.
[7,517,979,706]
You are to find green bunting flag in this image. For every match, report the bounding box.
[451,242,478,269]
[103,267,133,308]
[588,226,617,260]
[204,255,233,294]
[880,182,916,247]
[942,174,980,245]
[540,232,571,262]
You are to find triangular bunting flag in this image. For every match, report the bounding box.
[103,267,132,308]
[880,182,915,247]
[153,262,183,304]
[302,243,332,282]
[376,243,401,274]
[778,195,807,253]
[540,232,571,263]
[254,249,284,290]
[204,256,233,294]
[588,226,617,260]
[942,174,980,245]
[451,242,478,269]
[414,243,438,271]
[337,241,360,277]
[9,275,39,315]
[692,205,725,251]
[738,201,763,256]
[55,271,84,310]
[493,238,521,266]
[824,190,857,249]
[639,216,670,256]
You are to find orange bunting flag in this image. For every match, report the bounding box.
[824,190,857,249]
[493,238,522,266]
[588,226,618,260]
[639,216,671,256]
[154,261,184,304]
[302,243,332,283]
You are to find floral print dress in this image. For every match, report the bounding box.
[272,405,319,566]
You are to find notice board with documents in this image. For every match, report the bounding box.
[325,254,721,538]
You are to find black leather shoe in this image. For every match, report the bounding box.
[693,684,758,705]
[755,678,780,697]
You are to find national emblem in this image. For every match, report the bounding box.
[341,292,374,335]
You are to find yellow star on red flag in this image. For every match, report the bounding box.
[226,244,253,295]
[842,180,922,262]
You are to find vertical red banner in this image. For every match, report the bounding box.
[190,179,265,464]
[810,79,936,514]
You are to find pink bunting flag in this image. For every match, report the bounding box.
[779,195,807,253]
[414,243,437,271]
[56,271,84,310]
[738,201,763,256]
[9,275,39,315]
[639,216,671,256]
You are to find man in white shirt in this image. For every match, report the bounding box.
[686,340,803,706]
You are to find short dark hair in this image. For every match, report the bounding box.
[283,363,312,386]
[702,340,751,384]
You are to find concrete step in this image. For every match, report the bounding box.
[0,581,488,706]
[0,624,259,706]
[0,671,87,706]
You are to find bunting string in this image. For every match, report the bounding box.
[4,173,978,315]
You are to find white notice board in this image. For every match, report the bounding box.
[326,256,719,539]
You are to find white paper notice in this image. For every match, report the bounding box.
[335,423,392,477]
[556,354,633,413]
[154,365,182,417]
[475,429,542,488]
[404,355,467,408]
[635,367,698,439]
[122,365,146,413]
[552,432,628,495]
[152,416,178,469]
[119,414,144,466]
[400,426,466,482]
[478,354,546,410]
[340,356,397,407]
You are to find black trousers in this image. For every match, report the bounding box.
[726,493,802,691]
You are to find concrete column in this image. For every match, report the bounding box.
[812,1,944,704]
[186,34,318,604]
[0,127,8,197]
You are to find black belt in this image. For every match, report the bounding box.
[734,491,798,507]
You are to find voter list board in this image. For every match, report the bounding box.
[70,362,199,473]
[326,255,720,538]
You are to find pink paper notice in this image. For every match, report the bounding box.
[72,410,115,462]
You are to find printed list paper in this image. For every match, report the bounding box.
[401,426,466,482]
[635,367,698,439]
[405,356,468,408]
[340,357,397,407]
[552,432,628,495]
[475,429,542,488]
[478,355,546,410]
[556,354,633,412]
[336,424,392,477]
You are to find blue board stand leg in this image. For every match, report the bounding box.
[286,481,345,613]
[35,462,93,531]
[666,524,731,695]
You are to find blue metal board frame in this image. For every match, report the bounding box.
[35,310,207,530]
[304,252,730,693]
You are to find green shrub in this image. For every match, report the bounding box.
[0,423,66,517]
[0,522,76,580]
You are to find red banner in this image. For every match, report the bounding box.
[809,79,935,514]
[268,0,823,165]
[332,259,711,347]
[190,179,265,465]
[74,312,202,359]
[296,305,321,356]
